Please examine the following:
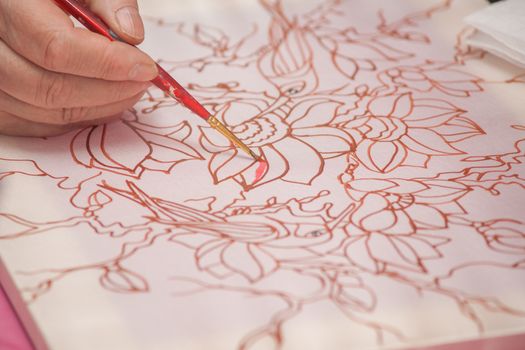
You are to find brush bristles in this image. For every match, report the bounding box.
[207,116,259,161]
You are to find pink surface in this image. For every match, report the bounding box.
[3,281,525,350]
[1,1,525,349]
[3,283,525,350]
[0,285,33,350]
[412,333,525,350]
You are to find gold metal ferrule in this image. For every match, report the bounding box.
[207,116,259,160]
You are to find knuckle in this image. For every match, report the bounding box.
[37,72,69,108]
[114,81,134,100]
[59,106,90,125]
[42,31,69,71]
[98,45,121,80]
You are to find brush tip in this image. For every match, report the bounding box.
[249,150,260,161]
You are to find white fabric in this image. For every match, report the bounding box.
[465,0,525,67]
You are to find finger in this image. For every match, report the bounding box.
[85,0,145,45]
[0,111,75,137]
[0,0,157,81]
[0,110,122,137]
[0,89,146,125]
[0,40,150,108]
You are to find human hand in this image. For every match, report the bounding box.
[0,0,157,137]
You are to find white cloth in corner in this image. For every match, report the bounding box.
[464,0,525,68]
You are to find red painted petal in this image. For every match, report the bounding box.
[236,146,288,189]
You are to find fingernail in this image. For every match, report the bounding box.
[115,6,144,40]
[128,63,158,81]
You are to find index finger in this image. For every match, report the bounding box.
[0,0,158,81]
[84,0,145,45]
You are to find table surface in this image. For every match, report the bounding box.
[0,286,32,350]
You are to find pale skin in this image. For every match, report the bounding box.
[0,0,157,136]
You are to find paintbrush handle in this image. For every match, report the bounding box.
[53,0,118,41]
[52,0,258,160]
[52,0,211,120]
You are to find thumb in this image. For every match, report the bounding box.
[86,0,145,45]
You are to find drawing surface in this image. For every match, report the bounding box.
[1,1,525,349]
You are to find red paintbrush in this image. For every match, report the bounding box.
[52,0,259,161]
